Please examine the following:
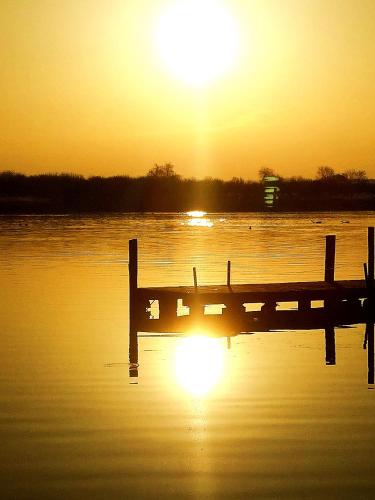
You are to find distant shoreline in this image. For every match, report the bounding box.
[1,170,374,214]
[1,206,375,216]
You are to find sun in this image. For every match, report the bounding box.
[155,0,239,87]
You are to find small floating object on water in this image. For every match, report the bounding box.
[249,226,252,229]
[341,220,350,224]
[311,220,322,224]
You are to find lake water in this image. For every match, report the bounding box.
[1,211,375,499]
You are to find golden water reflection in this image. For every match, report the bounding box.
[182,210,213,227]
[175,335,226,397]
[187,218,213,228]
[186,210,206,218]
[181,210,214,227]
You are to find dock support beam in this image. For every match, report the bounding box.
[129,239,138,361]
[159,297,177,322]
[325,235,336,283]
[298,298,310,312]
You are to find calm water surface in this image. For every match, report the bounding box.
[1,212,375,499]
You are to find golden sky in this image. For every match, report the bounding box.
[1,0,375,179]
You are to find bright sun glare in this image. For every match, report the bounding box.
[155,0,239,87]
[186,210,206,217]
[175,335,225,397]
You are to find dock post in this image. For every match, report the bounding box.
[129,239,138,360]
[193,267,198,292]
[227,261,231,288]
[325,326,336,365]
[368,227,374,288]
[367,322,374,385]
[129,339,139,379]
[366,227,374,384]
[188,268,204,322]
[324,235,336,283]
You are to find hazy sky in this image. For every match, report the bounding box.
[1,0,375,179]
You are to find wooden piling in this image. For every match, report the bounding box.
[365,228,374,384]
[129,239,138,356]
[324,235,336,283]
[367,322,374,385]
[364,263,369,286]
[325,326,336,365]
[193,267,198,291]
[227,261,231,288]
[368,227,374,288]
[129,336,139,379]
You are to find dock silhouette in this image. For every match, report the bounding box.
[128,228,374,338]
[128,227,374,384]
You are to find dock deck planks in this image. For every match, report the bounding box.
[138,279,367,302]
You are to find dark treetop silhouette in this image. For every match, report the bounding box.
[0,165,374,213]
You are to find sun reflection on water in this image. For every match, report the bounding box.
[175,335,225,397]
[186,211,206,218]
[181,211,213,227]
[187,218,213,227]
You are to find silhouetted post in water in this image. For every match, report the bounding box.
[324,235,336,283]
[324,235,336,315]
[227,261,231,289]
[325,326,336,365]
[193,267,198,292]
[189,267,204,320]
[366,322,374,384]
[366,227,374,385]
[129,335,139,379]
[368,227,374,288]
[129,239,138,361]
[367,323,374,385]
[364,263,369,286]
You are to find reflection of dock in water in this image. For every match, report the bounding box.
[129,324,375,386]
[128,228,374,385]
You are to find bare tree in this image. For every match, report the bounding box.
[316,166,335,180]
[147,163,179,178]
[230,176,245,184]
[258,167,276,181]
[343,169,367,181]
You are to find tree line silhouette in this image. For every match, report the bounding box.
[0,164,374,213]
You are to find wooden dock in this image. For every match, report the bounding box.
[128,228,374,342]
